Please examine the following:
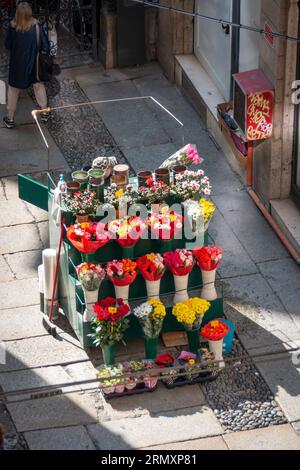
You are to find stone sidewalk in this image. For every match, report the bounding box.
[0,63,300,450]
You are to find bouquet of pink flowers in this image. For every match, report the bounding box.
[159,144,203,170]
[164,249,194,276]
[66,222,110,254]
[173,170,212,201]
[193,246,223,271]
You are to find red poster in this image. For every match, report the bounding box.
[246,91,274,141]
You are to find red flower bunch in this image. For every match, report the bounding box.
[67,222,110,254]
[193,246,223,271]
[106,259,138,287]
[155,353,174,366]
[136,253,165,281]
[148,211,183,240]
[93,297,130,322]
[107,216,147,247]
[164,249,194,276]
[201,320,229,341]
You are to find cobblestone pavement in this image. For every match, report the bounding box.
[0,62,300,449]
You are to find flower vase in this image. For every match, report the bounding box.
[201,268,217,301]
[173,274,189,304]
[186,328,200,354]
[144,336,158,360]
[114,284,130,306]
[208,339,225,368]
[82,287,99,322]
[121,245,135,259]
[102,343,116,366]
[145,278,161,300]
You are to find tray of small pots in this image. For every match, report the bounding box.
[97,361,159,400]
[160,349,219,389]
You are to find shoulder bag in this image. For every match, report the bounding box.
[35,23,54,82]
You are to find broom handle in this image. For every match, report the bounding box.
[49,216,65,322]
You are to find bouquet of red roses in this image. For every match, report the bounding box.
[193,246,223,271]
[201,320,229,341]
[67,222,110,254]
[148,211,183,240]
[164,249,194,276]
[136,253,165,281]
[90,297,130,348]
[106,259,138,287]
[107,216,147,248]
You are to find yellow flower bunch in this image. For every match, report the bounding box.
[172,297,211,327]
[148,299,166,319]
[199,198,215,224]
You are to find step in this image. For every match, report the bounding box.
[270,198,300,255]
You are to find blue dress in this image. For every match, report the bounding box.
[5,23,50,89]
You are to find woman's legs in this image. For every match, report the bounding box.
[32,82,48,110]
[7,85,21,120]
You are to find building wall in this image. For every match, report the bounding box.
[156,0,299,207]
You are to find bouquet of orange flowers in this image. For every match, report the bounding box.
[106,259,138,287]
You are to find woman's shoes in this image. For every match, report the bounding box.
[41,112,50,123]
[3,117,14,129]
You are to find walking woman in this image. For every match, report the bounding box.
[3,1,50,129]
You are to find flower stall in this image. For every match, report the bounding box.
[18,145,229,387]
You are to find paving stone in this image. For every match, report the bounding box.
[7,393,97,432]
[0,254,14,282]
[144,436,228,450]
[254,348,300,422]
[212,192,288,263]
[63,361,98,392]
[1,176,18,199]
[87,406,223,450]
[209,208,258,278]
[222,274,300,349]
[24,425,96,450]
[0,224,42,254]
[292,421,300,434]
[120,143,178,173]
[37,221,49,249]
[223,424,300,450]
[258,259,300,330]
[4,250,42,279]
[0,277,39,310]
[0,334,88,372]
[104,384,206,420]
[0,180,6,200]
[0,199,34,227]
[0,365,78,401]
[25,202,48,222]
[0,305,46,340]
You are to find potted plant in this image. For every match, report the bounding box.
[133,299,166,360]
[76,262,105,322]
[172,297,211,353]
[137,177,171,209]
[89,297,130,366]
[201,320,229,369]
[143,361,159,389]
[172,169,211,202]
[164,249,194,304]
[106,259,137,306]
[97,367,116,395]
[63,189,100,223]
[137,253,165,300]
[193,246,223,301]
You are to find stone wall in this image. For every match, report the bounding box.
[254,0,299,205]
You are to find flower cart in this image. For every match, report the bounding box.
[18,159,225,351]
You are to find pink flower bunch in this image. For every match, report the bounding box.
[164,249,194,276]
[185,144,203,165]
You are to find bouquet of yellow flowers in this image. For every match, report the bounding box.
[134,299,166,337]
[172,297,211,331]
